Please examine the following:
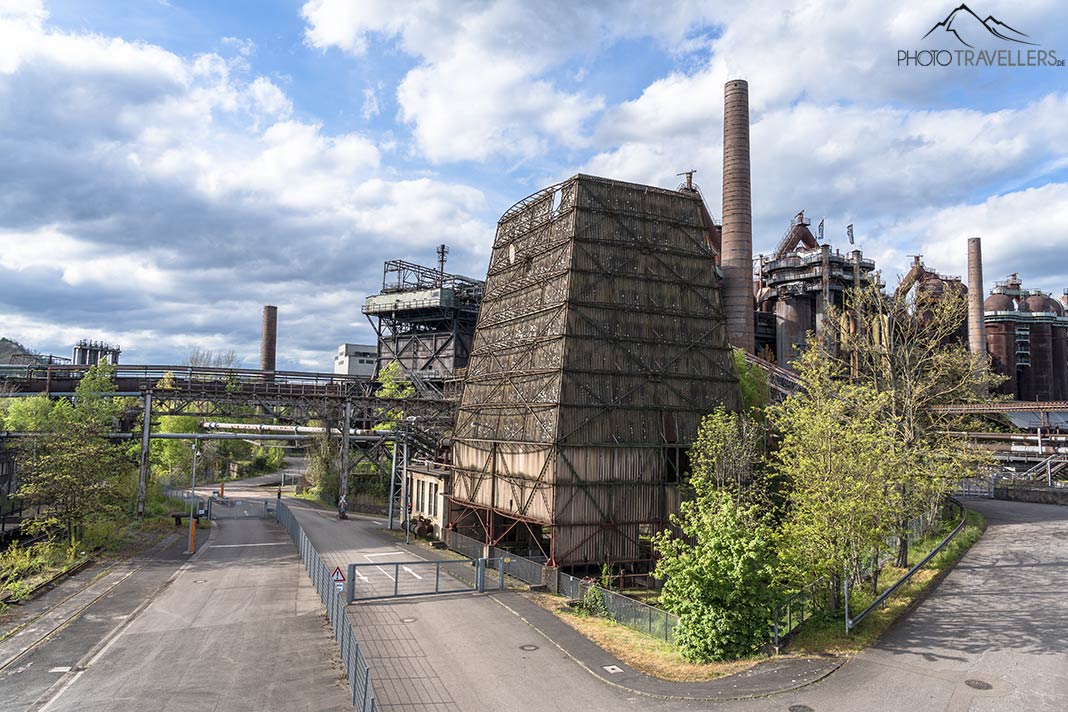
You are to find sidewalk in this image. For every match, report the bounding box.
[281,497,843,708]
[490,593,842,701]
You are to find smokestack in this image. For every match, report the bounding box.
[261,305,278,372]
[722,79,755,353]
[1061,290,1068,310]
[967,237,986,356]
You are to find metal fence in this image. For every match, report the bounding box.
[490,547,546,587]
[557,571,584,601]
[586,585,678,642]
[446,536,679,643]
[771,579,827,647]
[346,558,488,601]
[445,529,485,559]
[274,500,378,710]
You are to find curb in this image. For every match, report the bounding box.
[489,593,846,703]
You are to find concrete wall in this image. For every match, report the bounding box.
[995,485,1068,506]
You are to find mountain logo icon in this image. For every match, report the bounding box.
[922,4,1038,48]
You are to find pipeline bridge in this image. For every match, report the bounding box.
[0,363,457,537]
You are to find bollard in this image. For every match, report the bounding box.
[187,513,197,554]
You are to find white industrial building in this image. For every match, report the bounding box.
[333,343,377,377]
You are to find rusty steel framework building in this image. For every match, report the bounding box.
[984,274,1068,401]
[362,250,484,384]
[448,174,739,568]
[755,212,877,362]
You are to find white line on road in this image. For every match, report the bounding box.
[355,570,369,582]
[37,523,219,712]
[210,542,288,548]
[402,566,423,580]
[362,551,401,558]
[373,566,395,581]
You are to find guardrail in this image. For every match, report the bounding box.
[274,500,379,710]
[844,497,967,632]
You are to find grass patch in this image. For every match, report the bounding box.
[526,591,761,682]
[787,507,986,654]
[0,540,90,602]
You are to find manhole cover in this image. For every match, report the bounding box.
[789,706,815,712]
[400,618,417,623]
[519,644,539,652]
[965,679,992,691]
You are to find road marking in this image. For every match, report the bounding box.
[374,566,395,581]
[36,525,219,712]
[402,566,423,580]
[362,551,401,558]
[355,570,369,581]
[49,667,72,673]
[211,542,288,548]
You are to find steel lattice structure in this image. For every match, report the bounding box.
[449,174,739,568]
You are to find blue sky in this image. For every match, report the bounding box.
[2,1,1067,369]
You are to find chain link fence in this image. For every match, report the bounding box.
[275,500,379,710]
[446,533,679,643]
[444,529,485,559]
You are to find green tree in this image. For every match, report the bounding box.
[654,485,778,662]
[3,394,63,431]
[771,348,904,604]
[732,348,770,415]
[829,281,1000,565]
[688,406,762,494]
[15,364,129,544]
[374,361,415,430]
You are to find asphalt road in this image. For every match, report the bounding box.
[730,497,1068,712]
[2,507,353,711]
[278,493,1068,712]
[11,473,1061,712]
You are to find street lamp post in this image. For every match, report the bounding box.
[185,439,200,555]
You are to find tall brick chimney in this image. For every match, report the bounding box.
[722,79,755,353]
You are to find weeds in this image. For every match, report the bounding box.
[788,508,986,654]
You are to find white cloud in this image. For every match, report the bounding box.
[300,0,721,163]
[360,86,380,119]
[916,184,1068,294]
[0,7,495,368]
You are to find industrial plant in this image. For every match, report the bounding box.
[373,79,1068,573]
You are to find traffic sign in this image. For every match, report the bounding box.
[332,566,345,582]
[335,581,344,592]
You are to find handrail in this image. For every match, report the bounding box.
[844,497,967,632]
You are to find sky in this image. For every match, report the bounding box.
[2,0,1067,370]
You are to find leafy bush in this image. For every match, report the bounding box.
[655,487,778,662]
[575,584,609,618]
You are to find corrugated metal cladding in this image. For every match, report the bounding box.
[452,174,740,567]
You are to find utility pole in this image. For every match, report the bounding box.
[136,392,152,519]
[339,400,352,512]
[401,437,410,544]
[387,439,398,529]
[185,439,200,555]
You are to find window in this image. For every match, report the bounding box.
[429,483,438,517]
